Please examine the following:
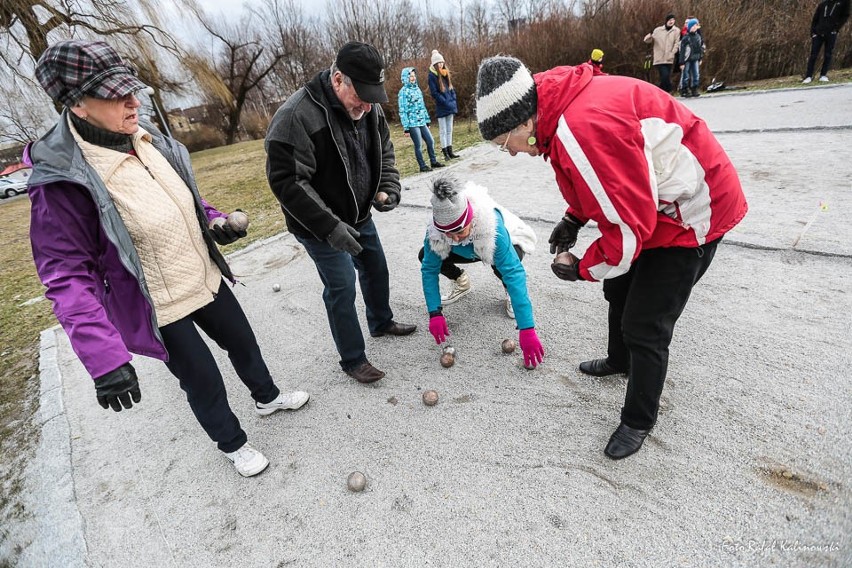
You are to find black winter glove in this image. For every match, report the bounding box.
[374,192,399,212]
[210,218,246,245]
[548,214,584,254]
[95,363,141,412]
[551,252,583,282]
[326,222,363,255]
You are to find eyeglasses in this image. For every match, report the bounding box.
[498,132,511,153]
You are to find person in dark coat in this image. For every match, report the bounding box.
[803,0,851,83]
[265,42,416,385]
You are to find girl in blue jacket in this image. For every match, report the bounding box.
[398,67,444,172]
[428,50,459,161]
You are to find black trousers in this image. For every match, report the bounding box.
[160,280,279,453]
[602,239,719,430]
[418,245,525,282]
[806,32,838,78]
[654,63,673,92]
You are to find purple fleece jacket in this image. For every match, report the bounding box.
[25,129,228,380]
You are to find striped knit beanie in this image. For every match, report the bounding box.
[475,56,537,141]
[431,176,472,233]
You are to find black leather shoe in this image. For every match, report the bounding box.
[370,321,417,337]
[604,423,650,459]
[345,361,385,384]
[578,358,628,377]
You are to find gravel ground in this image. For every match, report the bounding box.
[9,84,852,567]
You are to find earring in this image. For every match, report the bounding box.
[527,136,536,146]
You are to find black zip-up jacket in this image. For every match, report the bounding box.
[265,70,401,240]
[812,0,850,35]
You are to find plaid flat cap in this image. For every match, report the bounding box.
[36,40,147,106]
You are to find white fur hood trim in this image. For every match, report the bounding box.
[427,182,536,264]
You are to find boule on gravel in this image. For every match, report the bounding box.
[440,352,455,368]
[347,471,367,492]
[272,283,281,292]
[501,339,516,354]
[422,389,439,406]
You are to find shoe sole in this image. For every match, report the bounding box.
[236,457,270,477]
[440,288,471,305]
[255,393,311,416]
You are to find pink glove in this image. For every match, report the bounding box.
[519,328,544,368]
[429,315,450,344]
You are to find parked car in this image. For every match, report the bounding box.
[0,177,27,198]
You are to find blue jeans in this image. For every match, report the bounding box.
[409,125,438,168]
[681,60,700,89]
[437,115,454,148]
[295,218,394,371]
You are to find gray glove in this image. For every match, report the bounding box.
[326,222,363,255]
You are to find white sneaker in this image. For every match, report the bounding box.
[505,293,515,319]
[802,77,812,84]
[441,272,471,305]
[223,443,269,477]
[819,75,829,82]
[255,391,310,416]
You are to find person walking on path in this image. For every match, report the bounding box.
[803,0,850,83]
[586,49,607,76]
[28,40,309,478]
[474,56,748,459]
[644,13,680,92]
[399,66,445,172]
[428,50,460,161]
[265,41,416,385]
[679,19,704,97]
[420,176,543,369]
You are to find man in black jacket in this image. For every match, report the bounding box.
[803,0,851,83]
[265,41,416,384]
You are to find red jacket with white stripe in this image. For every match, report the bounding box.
[534,65,748,282]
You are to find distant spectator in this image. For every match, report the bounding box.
[802,0,851,83]
[587,48,606,76]
[679,19,704,97]
[428,50,460,161]
[644,13,680,92]
[399,67,445,172]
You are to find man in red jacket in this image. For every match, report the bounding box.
[476,56,748,459]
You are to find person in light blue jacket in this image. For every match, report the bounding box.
[419,176,544,369]
[398,67,444,172]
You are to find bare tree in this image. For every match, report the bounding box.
[187,7,285,145]
[256,0,330,97]
[325,0,423,67]
[0,0,186,79]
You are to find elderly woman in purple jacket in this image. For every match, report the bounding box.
[27,40,309,478]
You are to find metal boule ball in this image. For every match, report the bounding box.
[442,346,456,356]
[209,217,227,230]
[554,251,575,266]
[440,352,455,368]
[422,390,439,406]
[226,210,249,232]
[272,283,281,292]
[376,191,389,204]
[524,362,536,370]
[347,471,367,492]
[501,339,516,354]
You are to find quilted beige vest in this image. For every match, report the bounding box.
[70,119,222,326]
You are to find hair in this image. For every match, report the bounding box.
[435,63,453,93]
[329,62,353,85]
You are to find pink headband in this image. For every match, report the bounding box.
[435,199,473,233]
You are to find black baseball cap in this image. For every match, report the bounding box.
[335,41,388,104]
